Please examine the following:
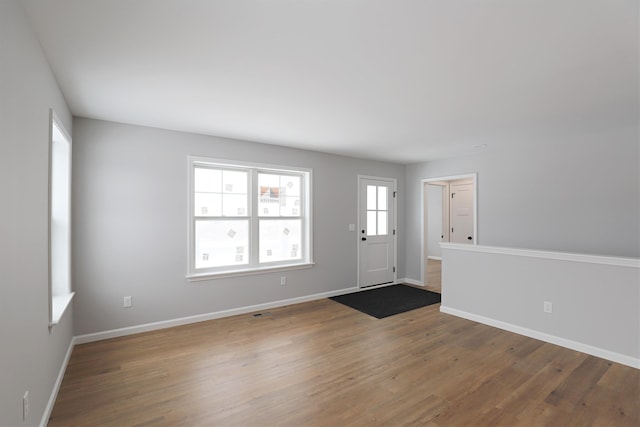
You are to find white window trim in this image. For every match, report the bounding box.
[187,262,315,282]
[49,110,74,328]
[186,156,313,281]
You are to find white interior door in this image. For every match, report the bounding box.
[450,181,474,244]
[358,177,395,287]
[427,184,445,258]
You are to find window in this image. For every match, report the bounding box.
[49,111,74,327]
[366,184,388,236]
[188,157,312,279]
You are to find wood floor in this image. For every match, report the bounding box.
[50,289,638,426]
[425,259,442,293]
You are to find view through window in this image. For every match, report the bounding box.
[189,158,312,278]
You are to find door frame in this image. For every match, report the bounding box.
[421,173,477,286]
[357,174,398,289]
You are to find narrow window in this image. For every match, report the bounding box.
[49,111,74,327]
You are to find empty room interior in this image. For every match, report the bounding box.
[2,1,639,426]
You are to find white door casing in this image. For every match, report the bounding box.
[421,174,477,287]
[358,176,396,288]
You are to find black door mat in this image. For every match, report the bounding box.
[330,284,441,319]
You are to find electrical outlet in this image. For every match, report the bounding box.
[280,276,287,286]
[543,301,553,313]
[123,296,132,308]
[23,391,29,421]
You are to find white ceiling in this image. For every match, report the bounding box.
[21,0,638,164]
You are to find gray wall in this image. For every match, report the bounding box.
[0,1,74,426]
[441,245,639,363]
[72,118,405,336]
[405,126,640,281]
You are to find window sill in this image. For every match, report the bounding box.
[186,262,315,282]
[50,292,75,329]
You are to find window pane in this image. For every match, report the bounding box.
[259,219,302,263]
[378,186,387,211]
[378,211,388,235]
[194,193,222,216]
[223,170,248,194]
[281,175,301,197]
[367,211,377,236]
[258,173,280,188]
[222,194,248,216]
[258,190,280,216]
[367,185,377,210]
[258,173,281,217]
[258,173,302,217]
[195,168,221,193]
[51,123,71,298]
[280,196,301,216]
[195,220,249,268]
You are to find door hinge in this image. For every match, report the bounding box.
[451,192,455,198]
[393,267,396,273]
[451,227,454,233]
[393,191,397,198]
[393,229,396,235]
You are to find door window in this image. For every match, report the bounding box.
[366,185,388,236]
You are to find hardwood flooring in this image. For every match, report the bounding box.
[49,295,638,426]
[425,259,442,293]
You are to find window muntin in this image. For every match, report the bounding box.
[189,159,311,277]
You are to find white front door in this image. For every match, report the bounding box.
[450,181,474,244]
[358,177,396,287]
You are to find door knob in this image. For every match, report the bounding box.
[362,237,367,241]
[467,236,473,240]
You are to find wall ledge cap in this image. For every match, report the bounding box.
[440,243,640,268]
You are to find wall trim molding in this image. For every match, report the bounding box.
[440,306,640,369]
[440,243,640,268]
[75,286,358,345]
[40,337,75,427]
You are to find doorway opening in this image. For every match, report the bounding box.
[422,174,477,291]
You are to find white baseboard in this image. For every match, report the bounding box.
[40,337,75,427]
[400,278,424,287]
[75,287,358,345]
[440,306,640,369]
